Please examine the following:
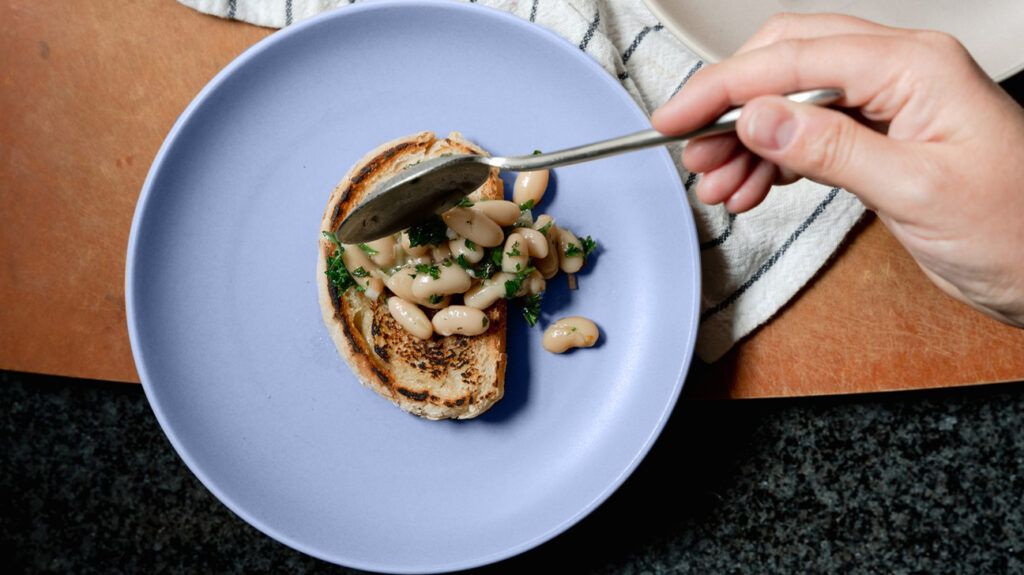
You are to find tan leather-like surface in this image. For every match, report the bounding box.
[0,0,270,383]
[2,0,1022,396]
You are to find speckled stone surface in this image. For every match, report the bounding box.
[3,369,1023,574]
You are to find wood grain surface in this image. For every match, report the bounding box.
[2,0,1022,397]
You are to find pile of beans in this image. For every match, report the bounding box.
[329,166,600,353]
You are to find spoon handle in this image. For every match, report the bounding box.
[488,88,844,172]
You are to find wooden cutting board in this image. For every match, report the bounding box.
[2,0,1022,398]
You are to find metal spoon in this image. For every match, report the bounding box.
[336,88,843,243]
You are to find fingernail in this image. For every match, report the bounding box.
[746,101,797,151]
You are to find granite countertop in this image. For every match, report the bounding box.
[3,369,1023,574]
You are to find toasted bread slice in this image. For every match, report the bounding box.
[317,132,507,420]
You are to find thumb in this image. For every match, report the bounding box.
[736,95,911,212]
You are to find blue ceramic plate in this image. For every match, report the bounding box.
[126,1,700,572]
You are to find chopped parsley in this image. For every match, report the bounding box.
[565,234,597,259]
[506,241,521,258]
[351,267,370,278]
[322,232,358,294]
[441,258,452,267]
[464,238,477,251]
[428,294,443,304]
[456,254,472,269]
[407,215,447,247]
[532,149,542,155]
[581,235,597,257]
[415,263,441,279]
[519,199,535,211]
[322,230,341,246]
[482,316,489,327]
[504,266,536,298]
[456,197,474,208]
[536,220,553,236]
[522,293,543,327]
[357,243,379,256]
[468,248,500,279]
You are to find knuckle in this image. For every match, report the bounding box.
[915,30,964,51]
[756,13,797,43]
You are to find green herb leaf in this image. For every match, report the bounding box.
[357,243,379,256]
[428,294,443,304]
[580,235,597,257]
[536,221,553,236]
[415,263,441,280]
[482,316,489,327]
[503,266,537,299]
[522,293,543,327]
[490,249,503,266]
[407,215,447,247]
[565,243,583,257]
[456,254,472,269]
[464,238,477,251]
[324,244,357,295]
[351,267,370,278]
[322,230,341,246]
[532,149,543,155]
[506,241,521,258]
[456,197,474,208]
[519,199,535,211]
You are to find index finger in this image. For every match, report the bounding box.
[651,34,915,136]
[736,13,908,54]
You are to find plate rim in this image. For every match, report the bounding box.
[125,1,702,572]
[641,0,1024,81]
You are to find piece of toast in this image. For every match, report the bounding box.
[317,131,508,420]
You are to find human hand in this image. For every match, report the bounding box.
[652,13,1024,327]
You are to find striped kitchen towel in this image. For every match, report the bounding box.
[177,0,865,362]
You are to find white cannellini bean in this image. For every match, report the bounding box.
[513,170,549,207]
[400,231,431,257]
[405,254,432,267]
[525,270,546,296]
[366,237,397,268]
[341,245,384,297]
[512,227,548,259]
[471,200,520,227]
[442,207,504,248]
[387,297,433,340]
[384,269,417,301]
[431,305,490,337]
[449,236,483,264]
[464,273,514,309]
[411,263,472,298]
[501,232,530,273]
[532,214,555,233]
[387,266,450,308]
[542,316,599,353]
[431,243,452,263]
[534,224,560,279]
[557,228,584,274]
